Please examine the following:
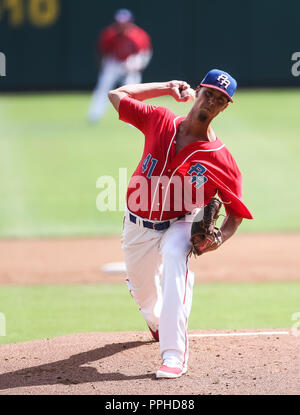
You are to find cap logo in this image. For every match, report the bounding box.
[217,74,230,89]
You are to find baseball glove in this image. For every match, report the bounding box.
[190,197,223,256]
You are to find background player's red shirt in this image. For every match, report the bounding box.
[98,23,152,61]
[119,96,253,221]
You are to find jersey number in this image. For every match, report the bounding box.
[142,153,158,178]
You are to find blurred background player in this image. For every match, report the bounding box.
[87,8,152,123]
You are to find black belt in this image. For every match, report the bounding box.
[129,213,185,231]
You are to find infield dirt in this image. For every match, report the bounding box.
[0,233,299,285]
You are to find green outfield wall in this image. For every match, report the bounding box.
[0,0,299,90]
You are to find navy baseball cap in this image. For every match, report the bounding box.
[114,9,133,23]
[200,69,237,102]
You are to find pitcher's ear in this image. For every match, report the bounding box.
[195,85,201,98]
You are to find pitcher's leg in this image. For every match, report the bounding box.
[124,71,142,85]
[122,217,162,332]
[159,220,194,368]
[88,59,122,122]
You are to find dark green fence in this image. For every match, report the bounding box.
[0,0,299,90]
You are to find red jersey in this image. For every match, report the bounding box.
[98,23,152,61]
[119,96,253,221]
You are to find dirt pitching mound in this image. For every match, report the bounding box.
[0,330,299,395]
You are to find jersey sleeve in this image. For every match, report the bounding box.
[205,160,253,219]
[217,171,253,219]
[118,96,158,134]
[134,27,152,51]
[99,26,115,55]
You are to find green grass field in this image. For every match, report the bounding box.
[0,282,299,345]
[0,90,299,345]
[0,90,300,237]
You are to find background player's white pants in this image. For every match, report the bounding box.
[121,210,195,368]
[88,53,151,122]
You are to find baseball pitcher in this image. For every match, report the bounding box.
[108,69,253,379]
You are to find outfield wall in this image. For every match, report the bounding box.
[0,0,299,90]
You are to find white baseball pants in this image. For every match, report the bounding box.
[121,209,195,368]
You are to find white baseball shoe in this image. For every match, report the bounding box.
[156,359,187,379]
